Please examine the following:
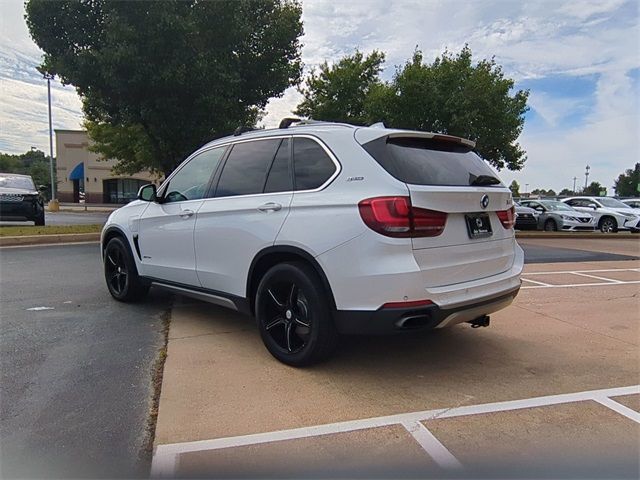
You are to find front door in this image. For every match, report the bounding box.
[137,146,226,286]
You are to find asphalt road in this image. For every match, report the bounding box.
[522,243,639,263]
[0,243,170,478]
[0,210,112,226]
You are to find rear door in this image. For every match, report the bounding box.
[361,135,515,287]
[194,137,293,297]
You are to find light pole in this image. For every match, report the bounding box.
[584,165,590,191]
[572,177,577,193]
[44,72,59,211]
[524,183,529,196]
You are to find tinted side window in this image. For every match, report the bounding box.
[216,139,281,197]
[293,137,336,191]
[264,139,292,193]
[164,147,225,203]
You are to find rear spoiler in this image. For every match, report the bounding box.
[386,132,476,149]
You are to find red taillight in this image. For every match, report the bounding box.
[381,299,434,309]
[358,196,447,238]
[496,206,515,229]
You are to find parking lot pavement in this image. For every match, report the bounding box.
[151,260,639,478]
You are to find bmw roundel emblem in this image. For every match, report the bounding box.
[480,194,490,209]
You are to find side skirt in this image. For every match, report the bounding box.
[141,277,252,315]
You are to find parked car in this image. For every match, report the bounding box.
[562,196,640,233]
[0,173,45,225]
[514,202,539,230]
[101,121,523,366]
[520,199,595,231]
[621,198,640,209]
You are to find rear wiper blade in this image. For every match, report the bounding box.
[469,174,501,186]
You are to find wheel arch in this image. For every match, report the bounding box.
[101,226,135,259]
[247,246,336,315]
[598,215,618,230]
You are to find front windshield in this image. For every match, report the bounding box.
[541,201,574,212]
[598,197,630,208]
[0,175,35,190]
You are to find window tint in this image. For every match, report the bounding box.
[164,147,225,203]
[216,139,281,197]
[567,199,595,208]
[264,139,292,193]
[362,136,502,187]
[293,137,336,190]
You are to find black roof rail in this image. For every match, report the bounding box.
[279,117,302,129]
[233,126,254,136]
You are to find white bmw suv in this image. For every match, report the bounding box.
[101,121,523,365]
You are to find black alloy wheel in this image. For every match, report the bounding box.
[544,219,558,231]
[104,237,149,302]
[256,262,337,366]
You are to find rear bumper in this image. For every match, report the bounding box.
[335,286,520,335]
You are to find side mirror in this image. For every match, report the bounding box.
[38,185,47,191]
[591,205,598,210]
[137,184,157,202]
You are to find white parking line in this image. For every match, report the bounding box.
[151,384,640,477]
[570,272,624,283]
[522,280,640,289]
[592,397,640,424]
[520,268,639,289]
[521,278,553,287]
[402,421,464,470]
[524,268,639,276]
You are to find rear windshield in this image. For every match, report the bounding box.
[362,136,503,187]
[0,175,35,190]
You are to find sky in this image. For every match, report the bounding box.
[0,0,638,194]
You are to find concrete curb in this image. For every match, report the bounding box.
[0,233,100,247]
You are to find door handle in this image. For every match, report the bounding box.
[179,209,195,218]
[258,202,282,212]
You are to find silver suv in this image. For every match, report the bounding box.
[101,121,523,365]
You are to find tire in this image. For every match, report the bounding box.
[104,237,149,302]
[33,211,45,226]
[543,219,558,231]
[255,261,338,367]
[598,216,617,234]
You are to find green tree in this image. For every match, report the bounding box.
[558,188,573,196]
[583,181,604,196]
[0,153,22,173]
[509,180,520,196]
[614,163,640,197]
[295,50,385,125]
[297,46,529,171]
[26,0,303,176]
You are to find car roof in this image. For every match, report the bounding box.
[201,121,476,149]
